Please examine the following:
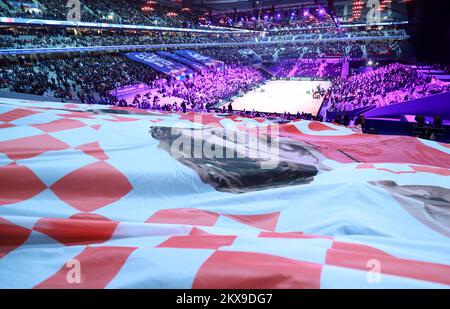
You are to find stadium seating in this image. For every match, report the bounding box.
[327,63,450,113]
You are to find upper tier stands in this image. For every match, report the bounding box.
[0,24,407,62]
[0,0,195,27]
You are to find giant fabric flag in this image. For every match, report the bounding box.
[0,97,449,289]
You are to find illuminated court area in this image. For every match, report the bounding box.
[228,80,332,115]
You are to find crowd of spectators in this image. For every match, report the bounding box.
[2,0,195,27]
[0,27,258,49]
[0,53,264,107]
[0,54,161,102]
[1,53,448,140]
[272,58,342,79]
[253,41,401,63]
[117,65,264,111]
[0,25,406,57]
[327,63,450,112]
[9,55,444,112]
[265,28,407,42]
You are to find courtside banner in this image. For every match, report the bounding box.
[108,83,152,98]
[156,51,205,72]
[175,50,224,68]
[125,52,193,78]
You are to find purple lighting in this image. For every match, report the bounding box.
[303,9,310,17]
[318,7,326,16]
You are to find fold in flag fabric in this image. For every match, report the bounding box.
[0,97,449,289]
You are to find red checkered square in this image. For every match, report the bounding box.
[50,162,132,212]
[193,250,323,289]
